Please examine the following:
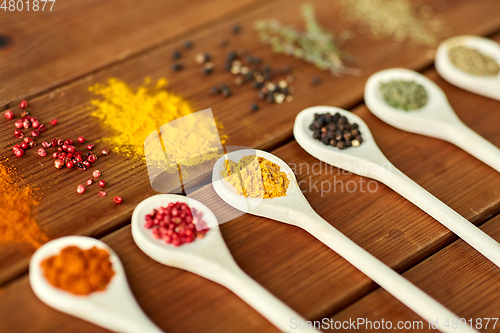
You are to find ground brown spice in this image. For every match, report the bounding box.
[0,161,49,248]
[41,246,115,295]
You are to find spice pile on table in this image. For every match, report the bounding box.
[380,80,428,111]
[41,246,115,295]
[89,77,226,167]
[339,0,447,47]
[448,45,500,76]
[221,155,290,198]
[144,202,209,246]
[255,4,358,76]
[0,161,49,248]
[309,112,363,149]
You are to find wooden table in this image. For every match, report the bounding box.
[1,0,500,331]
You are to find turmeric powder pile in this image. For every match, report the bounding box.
[89,78,226,166]
[41,246,115,296]
[0,161,49,248]
[221,155,290,198]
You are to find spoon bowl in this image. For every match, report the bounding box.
[213,146,475,333]
[436,35,500,101]
[131,194,315,332]
[365,68,500,173]
[29,236,163,333]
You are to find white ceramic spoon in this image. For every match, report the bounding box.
[365,68,500,173]
[212,148,476,333]
[30,236,163,333]
[131,194,315,333]
[295,105,500,266]
[436,35,500,101]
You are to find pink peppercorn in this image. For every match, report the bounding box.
[50,119,58,126]
[87,143,95,151]
[31,130,39,138]
[37,148,47,157]
[98,191,107,197]
[87,179,93,186]
[15,119,23,129]
[98,180,106,188]
[20,100,28,109]
[42,141,51,148]
[66,161,74,169]
[31,120,40,128]
[4,110,14,120]
[54,159,64,169]
[93,170,101,178]
[76,185,86,194]
[101,149,109,156]
[78,136,85,144]
[21,142,29,150]
[88,154,97,163]
[15,149,24,158]
[113,196,122,204]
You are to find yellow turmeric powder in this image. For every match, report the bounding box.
[221,155,289,198]
[0,161,49,248]
[89,77,226,166]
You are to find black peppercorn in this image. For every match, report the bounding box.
[251,104,259,112]
[232,23,242,34]
[311,76,321,86]
[220,39,229,47]
[210,86,220,95]
[184,41,193,49]
[172,50,181,59]
[172,63,183,72]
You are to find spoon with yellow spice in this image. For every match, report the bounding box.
[213,149,476,333]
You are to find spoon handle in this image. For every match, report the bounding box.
[222,265,320,332]
[446,122,500,173]
[292,211,476,333]
[380,166,500,268]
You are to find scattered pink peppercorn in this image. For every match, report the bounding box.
[15,119,23,129]
[23,137,32,144]
[21,142,29,149]
[4,110,14,120]
[98,180,106,188]
[37,148,47,157]
[54,159,64,169]
[20,100,28,109]
[66,161,74,169]
[14,129,24,139]
[98,191,107,197]
[87,143,95,151]
[42,141,51,148]
[113,196,122,204]
[101,149,109,156]
[88,154,97,163]
[13,144,21,152]
[57,139,64,146]
[52,152,58,159]
[50,119,58,126]
[38,124,46,132]
[23,120,31,129]
[29,141,36,148]
[64,139,73,145]
[31,130,39,138]
[15,149,24,158]
[83,161,90,167]
[67,146,76,153]
[78,136,85,144]
[31,120,40,128]
[76,185,86,194]
[87,179,93,186]
[93,170,101,178]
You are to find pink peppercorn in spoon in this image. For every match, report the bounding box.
[213,147,476,333]
[131,194,316,332]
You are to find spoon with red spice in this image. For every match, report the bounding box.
[212,148,477,333]
[131,194,316,332]
[30,236,163,333]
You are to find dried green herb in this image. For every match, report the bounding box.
[254,4,359,76]
[380,80,428,111]
[339,0,447,47]
[448,45,500,77]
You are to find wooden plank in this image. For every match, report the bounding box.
[0,0,261,108]
[329,216,500,333]
[2,68,500,331]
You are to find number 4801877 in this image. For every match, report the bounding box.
[1,0,56,11]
